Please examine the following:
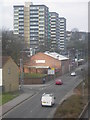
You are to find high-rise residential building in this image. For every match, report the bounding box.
[14,2,49,51]
[13,5,24,36]
[49,12,60,51]
[24,2,33,47]
[30,5,49,51]
[59,17,66,50]
[13,2,66,52]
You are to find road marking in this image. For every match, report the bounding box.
[2,93,37,118]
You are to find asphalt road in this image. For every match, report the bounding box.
[3,71,83,118]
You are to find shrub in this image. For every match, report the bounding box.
[24,73,47,78]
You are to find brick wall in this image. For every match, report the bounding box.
[24,75,54,84]
[24,52,61,74]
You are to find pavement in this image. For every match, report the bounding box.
[1,64,87,118]
[0,79,55,118]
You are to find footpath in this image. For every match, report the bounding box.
[1,64,86,118]
[1,79,55,118]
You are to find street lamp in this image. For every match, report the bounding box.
[19,48,26,90]
[20,58,24,90]
[75,49,79,67]
[81,68,85,97]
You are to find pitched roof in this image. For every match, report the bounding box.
[2,56,11,67]
[44,52,69,61]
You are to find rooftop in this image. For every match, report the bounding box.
[44,52,69,61]
[2,56,11,67]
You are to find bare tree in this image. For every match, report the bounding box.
[2,29,25,64]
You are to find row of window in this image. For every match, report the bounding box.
[30,7,46,10]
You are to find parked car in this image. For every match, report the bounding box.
[41,93,55,107]
[71,72,76,76]
[55,79,63,85]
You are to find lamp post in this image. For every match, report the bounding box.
[75,49,79,67]
[81,68,85,97]
[19,48,25,90]
[20,58,24,90]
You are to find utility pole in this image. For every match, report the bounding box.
[20,59,23,90]
[76,49,78,67]
[81,68,85,97]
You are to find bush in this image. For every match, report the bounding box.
[24,73,47,78]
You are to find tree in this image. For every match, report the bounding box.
[2,29,25,64]
[66,28,88,60]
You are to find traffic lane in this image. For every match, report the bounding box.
[3,84,57,118]
[4,74,82,118]
[23,76,83,118]
[3,90,55,118]
[4,75,82,118]
[34,76,82,118]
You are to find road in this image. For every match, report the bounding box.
[3,70,83,118]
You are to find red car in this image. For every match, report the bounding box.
[55,79,63,85]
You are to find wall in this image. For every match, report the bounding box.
[2,58,19,92]
[24,75,54,84]
[24,52,61,74]
[61,59,69,75]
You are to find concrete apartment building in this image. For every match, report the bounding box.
[13,2,66,52]
[13,5,24,36]
[59,17,66,50]
[49,12,60,51]
[14,2,49,52]
[29,4,49,51]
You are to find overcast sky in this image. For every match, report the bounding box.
[0,0,89,32]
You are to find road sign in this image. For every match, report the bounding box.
[51,68,55,70]
[48,69,55,75]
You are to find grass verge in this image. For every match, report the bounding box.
[53,79,88,118]
[0,91,19,105]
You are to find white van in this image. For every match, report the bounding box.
[41,93,55,107]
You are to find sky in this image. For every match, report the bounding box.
[0,0,89,32]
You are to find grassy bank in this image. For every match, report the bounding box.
[0,92,19,105]
[53,79,88,118]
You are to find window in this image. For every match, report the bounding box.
[8,68,11,74]
[30,6,39,9]
[19,19,24,22]
[39,22,44,25]
[39,7,44,10]
[30,23,38,25]
[19,15,24,17]
[19,7,24,10]
[30,14,38,17]
[30,11,38,14]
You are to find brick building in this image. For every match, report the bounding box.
[24,52,69,75]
